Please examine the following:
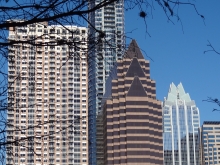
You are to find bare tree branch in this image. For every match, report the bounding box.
[204,40,220,55]
[203,97,220,111]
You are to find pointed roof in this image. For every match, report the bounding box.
[177,83,185,96]
[125,40,145,59]
[127,76,147,97]
[126,57,145,77]
[166,82,191,102]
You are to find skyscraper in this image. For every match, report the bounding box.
[163,83,200,165]
[102,40,163,165]
[200,121,220,165]
[7,22,88,165]
[88,0,125,164]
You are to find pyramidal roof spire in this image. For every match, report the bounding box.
[127,76,147,97]
[125,40,145,59]
[166,82,191,102]
[125,58,145,77]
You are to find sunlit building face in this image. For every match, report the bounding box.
[163,83,200,165]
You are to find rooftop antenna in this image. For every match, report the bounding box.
[177,88,180,100]
[132,42,137,58]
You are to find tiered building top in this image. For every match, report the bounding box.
[102,40,163,165]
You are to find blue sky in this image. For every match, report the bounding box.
[125,1,220,124]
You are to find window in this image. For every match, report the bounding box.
[209,135,215,138]
[74,159,80,163]
[203,127,213,130]
[193,110,198,115]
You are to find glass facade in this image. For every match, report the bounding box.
[88,0,125,164]
[163,83,200,165]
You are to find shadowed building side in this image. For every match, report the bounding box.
[88,0,125,163]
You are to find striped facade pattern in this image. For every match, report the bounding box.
[102,40,163,165]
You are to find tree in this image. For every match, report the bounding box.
[0,0,204,164]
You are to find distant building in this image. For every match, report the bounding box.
[200,121,220,165]
[102,40,163,164]
[163,83,200,165]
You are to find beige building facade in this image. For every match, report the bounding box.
[201,121,220,165]
[7,22,88,165]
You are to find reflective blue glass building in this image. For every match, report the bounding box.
[88,0,125,164]
[163,83,200,165]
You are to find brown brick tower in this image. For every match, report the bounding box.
[102,40,163,165]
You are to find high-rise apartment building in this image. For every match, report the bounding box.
[163,83,200,165]
[200,121,220,165]
[102,40,163,165]
[88,0,125,164]
[7,22,88,165]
